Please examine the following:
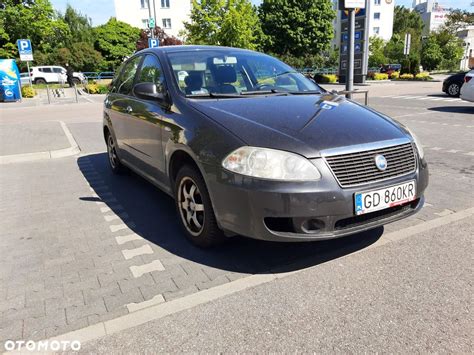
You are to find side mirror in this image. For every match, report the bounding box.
[133,82,166,103]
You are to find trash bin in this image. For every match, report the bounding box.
[0,59,22,102]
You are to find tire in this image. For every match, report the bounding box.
[34,78,46,85]
[174,165,225,248]
[106,132,125,174]
[447,83,460,97]
[72,78,80,85]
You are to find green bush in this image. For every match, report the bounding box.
[399,73,414,80]
[21,86,36,98]
[85,83,109,94]
[314,74,338,83]
[415,72,432,81]
[374,73,389,80]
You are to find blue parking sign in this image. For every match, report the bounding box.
[17,39,34,61]
[148,38,160,48]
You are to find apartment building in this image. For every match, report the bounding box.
[412,0,450,34]
[114,0,192,38]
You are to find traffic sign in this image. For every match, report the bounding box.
[148,38,160,48]
[341,0,366,9]
[16,39,33,61]
[148,17,155,28]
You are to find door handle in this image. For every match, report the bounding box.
[126,106,133,114]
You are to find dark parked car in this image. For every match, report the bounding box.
[442,72,467,97]
[103,46,428,247]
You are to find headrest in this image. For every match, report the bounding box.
[215,66,237,84]
[184,72,203,89]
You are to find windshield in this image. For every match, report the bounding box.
[167,49,323,97]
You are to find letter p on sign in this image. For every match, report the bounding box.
[148,38,160,48]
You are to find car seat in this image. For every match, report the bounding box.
[214,66,238,94]
[184,72,203,95]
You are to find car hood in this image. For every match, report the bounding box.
[188,93,408,158]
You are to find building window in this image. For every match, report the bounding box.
[374,12,381,20]
[162,18,171,29]
[374,0,381,5]
[140,0,148,9]
[142,19,149,28]
[161,0,170,8]
[373,27,380,35]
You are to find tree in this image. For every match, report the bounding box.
[421,36,442,70]
[93,18,141,70]
[183,0,263,50]
[0,0,70,57]
[386,6,424,74]
[368,36,387,67]
[432,30,464,71]
[393,6,424,35]
[259,0,335,57]
[136,26,183,51]
[62,4,93,46]
[443,10,474,35]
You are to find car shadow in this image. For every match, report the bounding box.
[428,106,474,115]
[77,153,383,275]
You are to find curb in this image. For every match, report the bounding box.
[0,121,81,164]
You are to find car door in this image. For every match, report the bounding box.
[107,55,143,166]
[125,54,168,184]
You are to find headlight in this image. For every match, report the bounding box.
[222,146,321,181]
[407,128,424,159]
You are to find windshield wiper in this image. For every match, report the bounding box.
[185,92,244,98]
[287,90,324,95]
[240,89,289,96]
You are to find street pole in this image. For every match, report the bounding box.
[147,0,154,38]
[26,61,32,89]
[346,8,355,99]
[153,0,157,29]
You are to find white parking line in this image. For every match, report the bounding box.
[100,205,124,213]
[122,244,153,260]
[126,294,165,313]
[115,233,142,245]
[104,212,129,222]
[110,222,136,233]
[129,259,165,278]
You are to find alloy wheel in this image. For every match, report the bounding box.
[178,177,205,236]
[448,83,460,96]
[107,134,118,169]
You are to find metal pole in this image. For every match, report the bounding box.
[153,0,157,29]
[74,84,78,103]
[46,85,51,104]
[26,61,32,89]
[147,0,154,38]
[346,8,355,99]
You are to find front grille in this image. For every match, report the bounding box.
[325,143,416,188]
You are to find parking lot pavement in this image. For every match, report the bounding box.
[0,83,473,350]
[81,217,473,353]
[0,121,71,156]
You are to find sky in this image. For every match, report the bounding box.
[50,0,472,27]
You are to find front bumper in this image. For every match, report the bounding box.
[204,158,429,242]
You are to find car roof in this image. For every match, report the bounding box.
[138,45,258,55]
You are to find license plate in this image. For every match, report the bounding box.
[354,181,416,215]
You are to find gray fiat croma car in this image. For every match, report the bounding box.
[103,46,429,247]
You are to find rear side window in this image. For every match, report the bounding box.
[42,68,53,73]
[117,56,142,95]
[136,55,165,93]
